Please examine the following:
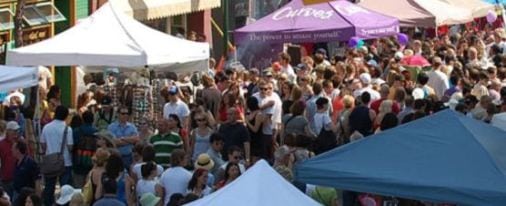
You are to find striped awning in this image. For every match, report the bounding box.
[109,0,221,20]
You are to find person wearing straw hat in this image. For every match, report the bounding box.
[56,185,81,206]
[94,130,116,149]
[194,153,215,186]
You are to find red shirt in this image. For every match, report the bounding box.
[0,139,15,182]
[370,98,400,115]
[218,105,244,122]
[332,96,345,122]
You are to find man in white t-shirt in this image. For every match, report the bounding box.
[163,86,190,128]
[160,149,191,206]
[427,57,449,100]
[40,105,73,206]
[353,73,380,102]
[253,81,282,133]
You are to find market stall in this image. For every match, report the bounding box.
[359,0,474,27]
[186,160,320,206]
[295,110,506,205]
[6,2,209,72]
[234,0,399,44]
[440,0,495,18]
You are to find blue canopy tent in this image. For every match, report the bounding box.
[484,0,506,5]
[295,110,506,205]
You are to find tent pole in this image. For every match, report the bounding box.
[223,0,229,59]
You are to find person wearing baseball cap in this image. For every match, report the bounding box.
[353,73,381,102]
[0,121,23,198]
[315,48,331,67]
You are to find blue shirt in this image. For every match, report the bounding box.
[13,156,40,193]
[73,124,99,146]
[93,195,125,206]
[107,121,138,156]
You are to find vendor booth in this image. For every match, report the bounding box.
[359,0,474,27]
[234,0,399,44]
[186,160,320,206]
[440,0,495,18]
[295,110,506,205]
[6,2,210,73]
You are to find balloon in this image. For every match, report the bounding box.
[397,33,409,45]
[348,37,360,48]
[487,10,497,24]
[357,39,365,48]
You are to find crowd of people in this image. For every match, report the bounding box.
[1,24,506,206]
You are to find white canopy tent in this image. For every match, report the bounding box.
[6,2,209,72]
[185,160,320,206]
[439,0,495,18]
[0,66,38,93]
[412,0,474,26]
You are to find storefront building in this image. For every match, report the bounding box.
[0,0,67,64]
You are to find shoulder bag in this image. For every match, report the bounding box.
[40,126,68,177]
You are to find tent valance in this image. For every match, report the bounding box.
[110,0,221,20]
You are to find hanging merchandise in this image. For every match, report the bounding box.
[152,78,171,124]
[131,69,153,128]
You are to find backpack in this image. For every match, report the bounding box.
[74,132,97,174]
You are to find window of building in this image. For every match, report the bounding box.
[23,2,66,26]
[0,8,14,31]
[170,15,187,38]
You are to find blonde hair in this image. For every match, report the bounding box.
[290,86,303,101]
[379,100,393,114]
[343,95,355,109]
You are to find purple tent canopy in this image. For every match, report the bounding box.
[234,0,400,44]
